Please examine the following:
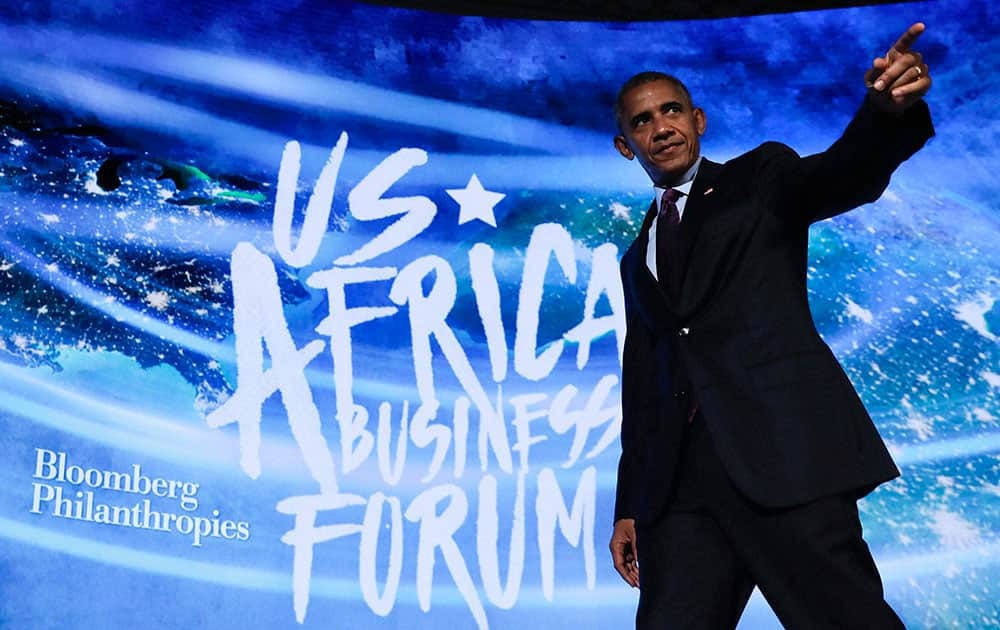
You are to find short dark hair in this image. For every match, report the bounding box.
[613,72,694,132]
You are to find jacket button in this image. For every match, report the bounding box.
[673,390,687,399]
[678,327,690,337]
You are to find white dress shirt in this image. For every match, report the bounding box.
[646,157,703,280]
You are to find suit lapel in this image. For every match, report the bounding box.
[631,199,664,299]
[623,200,676,331]
[673,159,722,299]
[624,158,724,329]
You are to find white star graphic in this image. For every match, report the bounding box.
[447,174,505,228]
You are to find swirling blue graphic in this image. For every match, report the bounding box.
[0,1,997,628]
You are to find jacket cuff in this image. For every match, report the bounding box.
[613,453,636,522]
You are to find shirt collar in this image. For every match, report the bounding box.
[654,156,702,206]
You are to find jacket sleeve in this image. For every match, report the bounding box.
[758,95,934,225]
[613,261,659,523]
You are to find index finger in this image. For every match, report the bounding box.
[890,22,925,54]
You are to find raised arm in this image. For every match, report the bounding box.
[763,23,935,225]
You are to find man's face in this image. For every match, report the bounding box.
[614,80,706,186]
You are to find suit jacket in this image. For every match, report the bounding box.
[614,97,934,525]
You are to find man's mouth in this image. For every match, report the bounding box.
[654,141,683,155]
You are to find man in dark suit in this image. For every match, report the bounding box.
[608,23,934,629]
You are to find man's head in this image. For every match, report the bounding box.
[613,72,706,187]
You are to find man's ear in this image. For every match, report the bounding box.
[614,135,634,160]
[694,107,707,135]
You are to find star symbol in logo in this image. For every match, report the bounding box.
[446,174,505,228]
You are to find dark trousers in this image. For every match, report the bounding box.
[635,415,904,629]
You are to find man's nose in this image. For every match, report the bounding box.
[652,119,675,139]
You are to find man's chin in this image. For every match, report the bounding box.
[653,167,686,186]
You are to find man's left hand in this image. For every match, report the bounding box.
[865,22,932,113]
[610,518,640,588]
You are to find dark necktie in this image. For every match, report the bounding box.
[657,188,697,422]
[655,188,682,289]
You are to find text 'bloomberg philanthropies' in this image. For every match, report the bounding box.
[30,447,250,546]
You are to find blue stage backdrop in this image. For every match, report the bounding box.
[0,1,997,628]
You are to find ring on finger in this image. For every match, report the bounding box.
[914,66,922,76]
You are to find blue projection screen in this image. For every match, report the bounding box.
[0,1,997,628]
